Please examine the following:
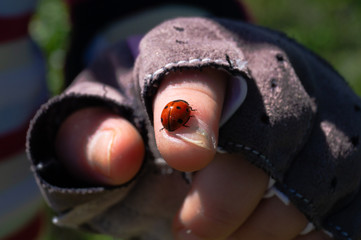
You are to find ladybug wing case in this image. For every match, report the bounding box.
[27,17,361,240]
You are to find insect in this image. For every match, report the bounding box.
[160,99,195,132]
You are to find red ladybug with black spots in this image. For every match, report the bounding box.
[160,100,195,132]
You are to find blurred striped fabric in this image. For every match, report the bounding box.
[0,0,48,239]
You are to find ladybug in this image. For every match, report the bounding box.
[160,99,195,132]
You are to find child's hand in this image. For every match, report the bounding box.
[55,68,330,240]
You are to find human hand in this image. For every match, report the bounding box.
[55,68,331,240]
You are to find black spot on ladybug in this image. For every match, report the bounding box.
[164,105,168,109]
[176,106,181,110]
[161,118,163,123]
[276,53,284,62]
[177,119,183,124]
[186,108,190,112]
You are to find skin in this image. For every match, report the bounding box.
[55,68,332,240]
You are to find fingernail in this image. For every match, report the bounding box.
[86,129,115,177]
[164,118,216,150]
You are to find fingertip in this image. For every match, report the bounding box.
[55,107,144,186]
[87,116,145,185]
[153,68,228,172]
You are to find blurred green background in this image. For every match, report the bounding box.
[30,0,361,96]
[29,0,361,239]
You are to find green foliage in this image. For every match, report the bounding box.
[30,0,361,96]
[30,0,70,95]
[244,0,361,95]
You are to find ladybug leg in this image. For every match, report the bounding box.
[182,116,193,128]
[159,127,165,132]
